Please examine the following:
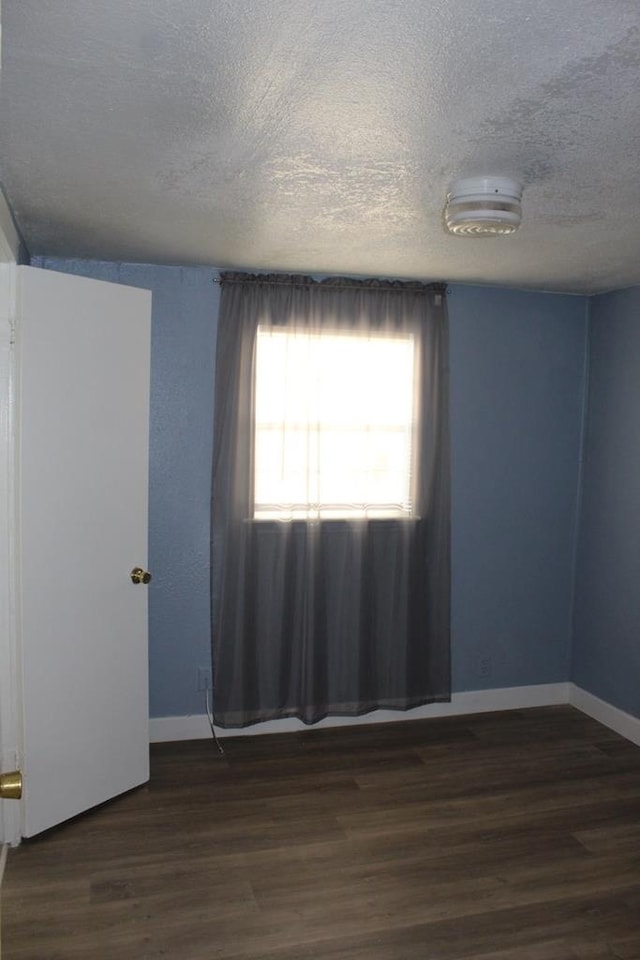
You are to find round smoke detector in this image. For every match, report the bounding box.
[444,176,523,237]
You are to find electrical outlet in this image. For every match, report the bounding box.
[478,656,492,678]
[197,667,212,692]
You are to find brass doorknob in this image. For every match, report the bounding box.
[0,770,22,800]
[130,567,152,585]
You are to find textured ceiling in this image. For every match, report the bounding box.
[2,0,640,293]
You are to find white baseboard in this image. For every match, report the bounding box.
[569,683,640,747]
[150,714,213,743]
[149,682,571,743]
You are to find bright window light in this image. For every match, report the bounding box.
[254,327,417,520]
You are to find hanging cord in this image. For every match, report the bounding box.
[204,685,225,756]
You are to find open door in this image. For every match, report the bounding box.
[15,266,151,837]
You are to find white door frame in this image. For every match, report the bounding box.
[0,191,22,846]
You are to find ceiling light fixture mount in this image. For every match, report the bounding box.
[444,176,523,237]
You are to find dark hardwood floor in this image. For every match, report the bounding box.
[3,706,640,959]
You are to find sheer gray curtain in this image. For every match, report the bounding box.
[211,273,450,727]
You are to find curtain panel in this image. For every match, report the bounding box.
[211,273,451,727]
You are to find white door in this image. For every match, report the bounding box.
[16,266,151,837]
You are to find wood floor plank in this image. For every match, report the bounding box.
[4,706,640,960]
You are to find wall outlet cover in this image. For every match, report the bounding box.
[478,656,492,678]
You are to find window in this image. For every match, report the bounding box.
[212,273,451,727]
[253,326,418,520]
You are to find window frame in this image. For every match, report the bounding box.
[251,323,422,522]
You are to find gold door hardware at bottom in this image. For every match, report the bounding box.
[130,567,152,585]
[0,770,22,800]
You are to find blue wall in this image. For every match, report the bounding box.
[33,259,219,718]
[572,286,640,716]
[449,286,587,691]
[33,259,588,716]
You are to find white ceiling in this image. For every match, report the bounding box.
[2,0,640,294]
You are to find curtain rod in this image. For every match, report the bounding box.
[212,274,447,294]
